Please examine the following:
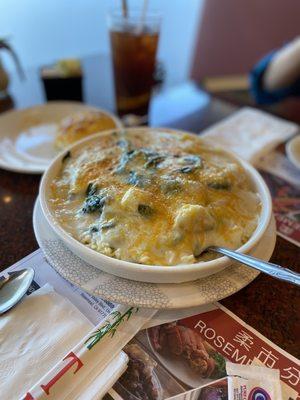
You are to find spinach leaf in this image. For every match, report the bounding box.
[115,147,138,174]
[127,171,151,188]
[179,154,202,174]
[138,204,154,217]
[86,182,97,196]
[116,138,130,149]
[116,144,166,175]
[160,177,181,194]
[141,148,159,157]
[82,195,105,214]
[115,152,130,174]
[180,166,195,173]
[144,155,165,169]
[183,155,201,164]
[100,221,116,230]
[207,181,231,190]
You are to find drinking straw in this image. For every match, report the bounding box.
[137,0,148,33]
[122,0,128,18]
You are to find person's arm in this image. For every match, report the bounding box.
[250,36,300,104]
[263,36,300,91]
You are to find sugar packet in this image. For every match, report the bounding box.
[226,361,283,400]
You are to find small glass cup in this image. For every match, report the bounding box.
[108,10,161,118]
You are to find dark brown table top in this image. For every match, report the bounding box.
[0,56,299,359]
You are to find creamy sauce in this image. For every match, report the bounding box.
[49,129,261,266]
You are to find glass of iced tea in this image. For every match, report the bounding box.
[108,10,160,118]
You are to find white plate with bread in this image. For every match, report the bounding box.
[0,101,122,173]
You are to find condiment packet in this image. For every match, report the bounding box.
[226,361,283,400]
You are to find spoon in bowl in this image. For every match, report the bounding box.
[0,268,35,314]
[207,246,300,286]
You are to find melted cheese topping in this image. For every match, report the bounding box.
[49,129,261,266]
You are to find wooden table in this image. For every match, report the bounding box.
[0,55,299,359]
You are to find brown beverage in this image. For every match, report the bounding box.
[109,15,160,117]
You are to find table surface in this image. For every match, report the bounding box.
[0,55,299,359]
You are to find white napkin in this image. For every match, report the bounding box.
[202,107,298,164]
[0,284,92,400]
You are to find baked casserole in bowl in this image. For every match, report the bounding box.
[39,127,272,283]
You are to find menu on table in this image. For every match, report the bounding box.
[107,303,299,400]
[3,249,299,400]
[258,150,300,247]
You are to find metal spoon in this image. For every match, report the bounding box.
[208,246,300,286]
[0,268,35,314]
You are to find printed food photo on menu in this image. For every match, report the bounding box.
[147,323,226,384]
[113,339,186,400]
[111,320,227,400]
[166,379,228,400]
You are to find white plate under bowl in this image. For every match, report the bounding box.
[33,197,276,309]
[39,127,272,284]
[0,101,122,174]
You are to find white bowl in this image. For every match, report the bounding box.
[39,128,272,283]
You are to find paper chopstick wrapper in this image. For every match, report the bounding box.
[76,352,128,400]
[22,306,157,400]
[201,107,298,164]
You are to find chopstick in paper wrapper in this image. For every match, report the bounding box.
[76,352,128,400]
[22,305,157,400]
